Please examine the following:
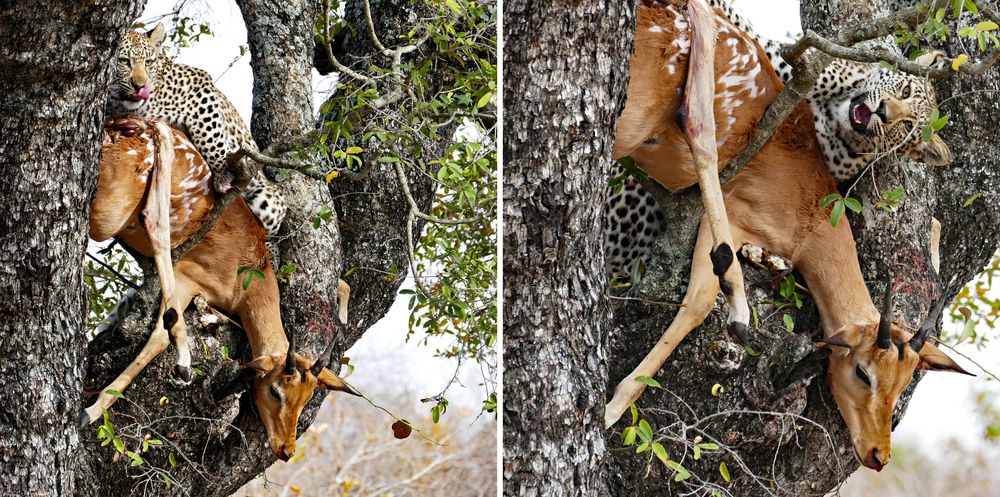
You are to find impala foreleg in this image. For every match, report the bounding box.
[680,0,749,343]
[337,279,350,324]
[81,285,195,426]
[604,220,720,428]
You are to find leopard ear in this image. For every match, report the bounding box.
[914,133,952,167]
[914,50,946,68]
[146,23,165,49]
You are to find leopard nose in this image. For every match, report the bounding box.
[875,100,888,122]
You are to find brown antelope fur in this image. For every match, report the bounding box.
[85,116,357,462]
[605,0,970,471]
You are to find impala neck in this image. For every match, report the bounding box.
[797,221,880,334]
[240,281,288,358]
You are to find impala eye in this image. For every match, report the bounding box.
[269,385,281,400]
[901,83,911,99]
[855,365,871,387]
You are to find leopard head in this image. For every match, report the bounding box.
[834,52,952,170]
[109,23,166,112]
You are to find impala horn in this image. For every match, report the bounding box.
[310,327,340,377]
[285,328,299,376]
[909,277,957,352]
[877,275,894,349]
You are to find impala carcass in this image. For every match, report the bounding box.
[605,0,970,471]
[85,115,356,461]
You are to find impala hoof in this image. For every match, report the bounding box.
[80,405,102,426]
[175,365,193,383]
[727,321,749,346]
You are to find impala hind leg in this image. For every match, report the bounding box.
[680,0,750,343]
[81,285,196,426]
[166,279,196,383]
[605,219,720,428]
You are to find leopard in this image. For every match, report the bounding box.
[105,23,286,269]
[606,0,952,281]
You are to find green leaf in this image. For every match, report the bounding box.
[830,200,846,227]
[963,192,982,208]
[622,426,637,446]
[921,124,934,142]
[745,345,760,357]
[819,193,842,208]
[476,91,493,109]
[104,389,123,398]
[698,442,720,451]
[637,419,654,443]
[634,375,661,388]
[843,197,862,213]
[783,313,795,333]
[345,146,363,154]
[667,460,691,481]
[976,21,998,31]
[630,402,638,425]
[220,346,229,360]
[168,452,177,467]
[720,461,732,482]
[113,437,125,453]
[652,442,669,464]
[884,186,906,201]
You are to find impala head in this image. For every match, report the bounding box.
[818,283,971,471]
[242,334,358,461]
[836,51,951,167]
[109,23,166,111]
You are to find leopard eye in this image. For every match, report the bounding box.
[118,57,130,65]
[145,58,155,64]
[900,83,911,99]
[855,365,871,387]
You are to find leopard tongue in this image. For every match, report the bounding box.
[130,83,151,101]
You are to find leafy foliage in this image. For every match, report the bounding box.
[312,0,498,419]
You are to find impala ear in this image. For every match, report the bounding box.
[242,353,284,375]
[316,368,360,396]
[917,342,974,376]
[146,23,166,48]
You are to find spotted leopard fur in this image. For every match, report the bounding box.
[106,24,286,270]
[606,0,951,280]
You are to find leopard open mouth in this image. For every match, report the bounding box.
[849,95,872,132]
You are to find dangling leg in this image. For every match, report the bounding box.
[679,0,749,342]
[81,284,197,425]
[605,217,721,428]
[337,279,351,324]
[166,277,196,382]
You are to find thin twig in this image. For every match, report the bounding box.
[86,252,141,290]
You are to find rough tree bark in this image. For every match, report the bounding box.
[0,2,142,496]
[70,0,465,495]
[604,1,1000,496]
[502,1,633,496]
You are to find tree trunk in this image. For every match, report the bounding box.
[501,1,633,496]
[0,2,141,495]
[603,2,1000,496]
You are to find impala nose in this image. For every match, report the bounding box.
[276,446,292,462]
[864,448,887,471]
